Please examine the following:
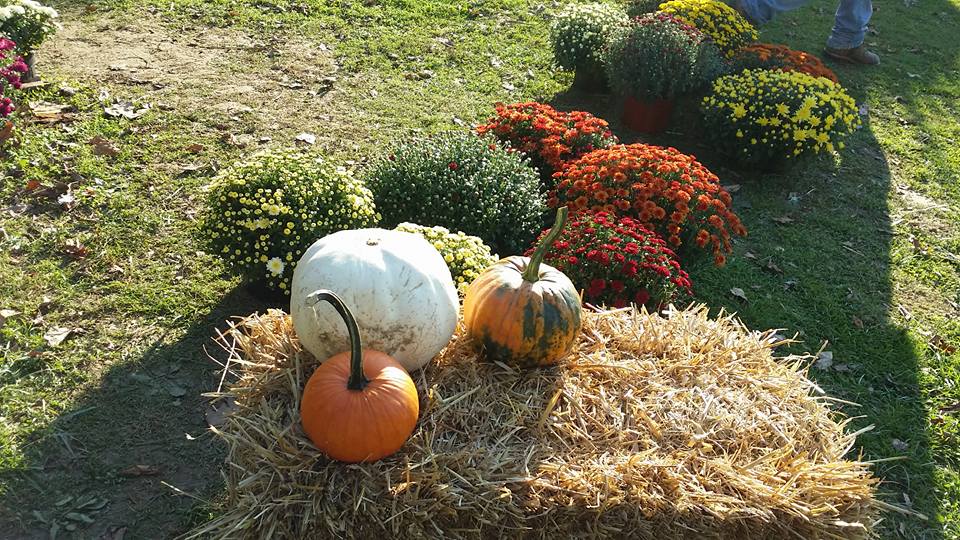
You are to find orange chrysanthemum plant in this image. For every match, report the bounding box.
[732,43,839,83]
[476,101,618,186]
[548,143,747,266]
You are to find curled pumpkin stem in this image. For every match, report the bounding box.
[306,290,368,391]
[523,206,568,283]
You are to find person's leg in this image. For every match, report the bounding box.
[826,0,872,49]
[824,0,879,64]
[736,0,810,25]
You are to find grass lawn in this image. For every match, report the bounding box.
[0,0,958,538]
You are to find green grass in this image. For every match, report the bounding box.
[0,0,958,537]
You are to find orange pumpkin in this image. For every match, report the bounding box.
[300,290,419,463]
[463,207,582,367]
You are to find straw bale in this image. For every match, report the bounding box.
[191,305,879,539]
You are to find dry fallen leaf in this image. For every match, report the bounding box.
[104,101,151,120]
[119,464,160,477]
[43,327,73,347]
[0,309,20,327]
[63,239,89,260]
[294,132,316,145]
[729,287,748,302]
[891,438,909,452]
[29,101,76,123]
[929,335,957,355]
[772,216,794,225]
[814,351,834,370]
[57,192,76,208]
[89,135,120,157]
[184,143,205,154]
[205,398,238,428]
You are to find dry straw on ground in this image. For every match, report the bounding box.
[191,305,880,539]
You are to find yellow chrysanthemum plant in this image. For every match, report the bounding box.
[201,149,380,294]
[658,0,757,57]
[700,68,861,169]
[394,223,498,295]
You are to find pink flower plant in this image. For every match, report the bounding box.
[0,37,28,118]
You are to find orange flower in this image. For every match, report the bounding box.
[550,143,746,265]
[735,43,839,83]
[476,102,618,180]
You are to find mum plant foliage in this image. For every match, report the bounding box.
[367,132,545,254]
[202,150,379,293]
[0,36,25,117]
[476,101,618,180]
[0,0,58,54]
[528,211,692,309]
[549,143,746,266]
[550,2,628,73]
[657,0,757,57]
[394,223,498,293]
[701,68,860,167]
[604,13,713,101]
[625,0,665,16]
[731,43,839,83]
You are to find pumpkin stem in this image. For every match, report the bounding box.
[305,290,368,391]
[522,206,568,283]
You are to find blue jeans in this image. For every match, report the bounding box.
[738,0,872,49]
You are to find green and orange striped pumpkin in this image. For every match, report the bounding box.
[463,207,582,368]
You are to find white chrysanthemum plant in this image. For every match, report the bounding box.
[549,2,627,82]
[200,149,380,294]
[0,0,59,54]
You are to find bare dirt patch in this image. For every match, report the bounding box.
[42,16,343,137]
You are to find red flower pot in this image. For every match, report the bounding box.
[622,95,674,134]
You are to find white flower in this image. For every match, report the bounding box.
[266,257,285,276]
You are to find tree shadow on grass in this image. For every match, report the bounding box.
[543,6,956,536]
[0,285,281,539]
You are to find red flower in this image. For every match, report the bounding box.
[635,290,650,305]
[525,212,692,309]
[448,161,459,170]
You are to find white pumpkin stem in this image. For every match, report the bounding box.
[523,206,568,283]
[305,290,368,391]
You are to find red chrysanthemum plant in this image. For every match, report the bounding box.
[0,37,27,119]
[476,101,618,186]
[549,143,747,266]
[526,211,692,309]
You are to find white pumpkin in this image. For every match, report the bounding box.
[290,228,459,372]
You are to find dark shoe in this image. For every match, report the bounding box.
[824,45,880,65]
